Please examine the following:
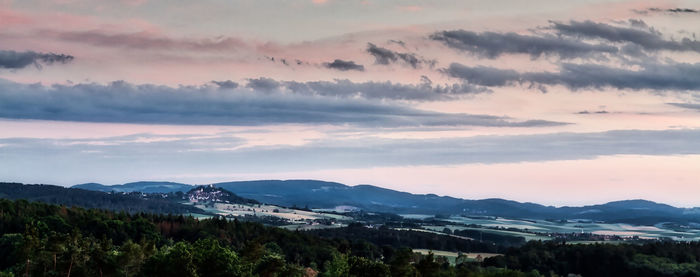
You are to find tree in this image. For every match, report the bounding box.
[415,252,440,277]
[117,240,145,277]
[348,256,390,277]
[322,253,349,277]
[192,238,241,277]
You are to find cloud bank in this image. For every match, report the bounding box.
[2,129,698,176]
[551,20,700,54]
[430,30,618,59]
[432,20,700,61]
[0,79,562,127]
[444,62,700,92]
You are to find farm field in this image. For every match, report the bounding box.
[422,225,552,241]
[188,202,353,229]
[441,216,700,241]
[412,249,502,265]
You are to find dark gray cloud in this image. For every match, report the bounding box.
[551,20,700,53]
[323,59,365,71]
[445,62,700,92]
[245,77,280,91]
[211,80,239,89]
[366,43,396,64]
[442,64,520,87]
[666,8,698,13]
[246,77,489,100]
[430,30,618,59]
[0,50,74,69]
[522,63,700,91]
[637,7,699,15]
[0,79,563,128]
[366,43,434,68]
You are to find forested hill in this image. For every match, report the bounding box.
[186,185,260,205]
[0,182,205,215]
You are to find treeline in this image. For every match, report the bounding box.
[0,198,550,276]
[308,223,512,254]
[485,240,700,277]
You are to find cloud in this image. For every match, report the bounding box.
[668,103,700,111]
[444,62,700,92]
[2,129,698,177]
[551,20,700,54]
[256,129,700,167]
[430,30,618,59]
[322,59,365,71]
[245,77,280,91]
[0,79,563,128]
[366,43,433,68]
[636,7,699,15]
[211,80,239,89]
[0,50,74,69]
[666,8,698,13]
[442,64,520,87]
[38,30,248,52]
[246,77,490,100]
[576,110,609,114]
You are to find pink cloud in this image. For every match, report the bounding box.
[0,8,34,27]
[38,29,249,52]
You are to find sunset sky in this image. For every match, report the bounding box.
[1,0,699,206]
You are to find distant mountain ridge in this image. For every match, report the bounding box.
[74,181,191,193]
[69,179,700,224]
[0,182,205,214]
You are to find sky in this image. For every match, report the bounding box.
[1,0,700,207]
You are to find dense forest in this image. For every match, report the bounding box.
[0,198,536,277]
[308,223,519,253]
[485,240,700,277]
[3,198,700,276]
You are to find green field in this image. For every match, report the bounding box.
[412,249,502,265]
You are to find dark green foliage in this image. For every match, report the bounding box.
[348,256,391,277]
[5,197,700,276]
[484,240,700,277]
[308,224,507,253]
[453,229,526,247]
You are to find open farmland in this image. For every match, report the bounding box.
[441,216,700,241]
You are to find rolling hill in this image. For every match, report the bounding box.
[0,182,205,214]
[68,179,700,224]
